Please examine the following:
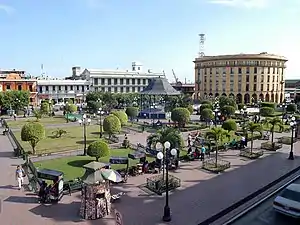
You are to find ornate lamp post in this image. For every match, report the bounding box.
[156,141,177,222]
[98,107,104,138]
[213,100,220,127]
[78,114,91,155]
[280,103,287,123]
[288,117,296,160]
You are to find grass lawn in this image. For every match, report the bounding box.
[15,124,105,154]
[262,123,290,132]
[7,116,67,128]
[33,148,154,180]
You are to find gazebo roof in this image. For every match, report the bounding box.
[140,77,181,96]
[83,161,107,171]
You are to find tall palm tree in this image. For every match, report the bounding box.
[205,127,228,167]
[147,127,184,151]
[247,122,262,153]
[263,117,284,144]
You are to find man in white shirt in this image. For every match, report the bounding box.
[15,165,25,190]
[241,136,246,148]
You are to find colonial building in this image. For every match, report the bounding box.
[171,82,195,98]
[0,70,38,106]
[194,52,287,104]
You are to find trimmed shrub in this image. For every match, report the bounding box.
[87,140,110,161]
[200,100,212,105]
[261,102,276,109]
[21,122,45,155]
[200,103,212,112]
[201,108,213,121]
[222,119,237,131]
[125,107,139,120]
[111,110,128,126]
[286,104,297,112]
[237,103,246,110]
[171,107,190,128]
[260,107,274,116]
[221,105,236,117]
[103,114,121,138]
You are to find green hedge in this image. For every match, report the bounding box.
[260,107,275,116]
[261,102,276,109]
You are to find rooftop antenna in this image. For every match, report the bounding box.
[198,33,206,57]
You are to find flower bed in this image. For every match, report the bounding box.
[240,148,264,159]
[202,159,230,173]
[260,141,282,151]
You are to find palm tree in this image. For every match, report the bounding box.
[263,117,284,144]
[205,127,228,167]
[147,127,184,151]
[247,122,262,153]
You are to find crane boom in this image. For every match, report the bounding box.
[172,69,179,83]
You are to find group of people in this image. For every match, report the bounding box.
[187,146,208,161]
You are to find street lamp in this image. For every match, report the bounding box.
[240,106,249,143]
[156,141,177,222]
[288,117,296,160]
[98,107,104,138]
[78,114,91,156]
[280,103,287,123]
[214,100,220,127]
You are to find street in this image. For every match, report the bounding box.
[230,178,300,225]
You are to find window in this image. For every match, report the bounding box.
[230,68,234,74]
[246,75,249,82]
[39,86,42,93]
[77,86,80,91]
[114,87,118,92]
[261,75,264,82]
[126,79,130,85]
[81,86,84,92]
[137,79,141,85]
[204,76,207,82]
[114,79,117,85]
[210,68,212,74]
[64,86,67,91]
[254,75,257,83]
[17,84,22,90]
[101,78,105,85]
[94,78,98,85]
[29,85,33,92]
[273,68,275,74]
[204,69,207,75]
[108,79,111,85]
[246,67,250,74]
[254,67,257,74]
[253,84,257,91]
[108,87,111,92]
[267,67,270,74]
[6,85,10,90]
[126,87,130,92]
[142,79,146,85]
[261,67,264,74]
[58,86,61,91]
[261,84,264,91]
[272,76,275,82]
[70,86,73,91]
[246,84,249,91]
[267,84,270,90]
[132,79,135,85]
[46,86,49,91]
[238,68,242,74]
[267,75,270,82]
[120,79,124,85]
[120,87,124,92]
[138,67,140,70]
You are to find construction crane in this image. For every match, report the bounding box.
[172,69,179,83]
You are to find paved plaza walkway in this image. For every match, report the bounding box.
[1,123,300,225]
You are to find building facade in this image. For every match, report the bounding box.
[284,79,300,101]
[194,52,287,104]
[0,70,38,106]
[171,82,195,98]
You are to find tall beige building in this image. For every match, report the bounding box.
[194,52,287,104]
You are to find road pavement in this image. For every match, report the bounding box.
[230,178,300,225]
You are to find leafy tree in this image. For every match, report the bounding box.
[187,105,194,114]
[102,92,118,110]
[111,110,128,126]
[201,108,213,126]
[40,101,50,115]
[87,100,102,113]
[205,127,229,167]
[64,103,77,122]
[165,94,192,112]
[0,90,30,111]
[263,117,284,144]
[200,100,212,105]
[286,104,297,112]
[87,140,110,161]
[147,127,184,151]
[125,107,139,120]
[218,96,236,108]
[260,107,274,116]
[171,107,190,128]
[33,110,43,121]
[52,128,67,138]
[21,122,45,155]
[222,119,237,132]
[221,105,236,118]
[200,103,212,113]
[247,122,262,153]
[103,114,121,138]
[237,103,246,110]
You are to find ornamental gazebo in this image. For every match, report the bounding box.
[139,76,181,119]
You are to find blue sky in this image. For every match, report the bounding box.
[0,0,299,81]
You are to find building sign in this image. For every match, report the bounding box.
[115,209,123,225]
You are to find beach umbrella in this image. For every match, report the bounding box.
[101,169,123,183]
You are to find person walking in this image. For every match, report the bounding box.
[201,145,206,161]
[15,165,25,190]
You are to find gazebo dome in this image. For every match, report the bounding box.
[140,76,181,96]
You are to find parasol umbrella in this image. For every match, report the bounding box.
[101,169,123,183]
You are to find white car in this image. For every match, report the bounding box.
[273,183,300,218]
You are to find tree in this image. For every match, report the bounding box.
[0,90,30,111]
[87,140,110,161]
[171,107,190,128]
[187,105,194,114]
[64,103,77,122]
[21,122,45,155]
[221,105,236,118]
[263,117,284,144]
[33,109,43,121]
[260,107,274,116]
[103,114,121,138]
[125,107,139,120]
[222,119,237,132]
[247,122,262,153]
[201,108,213,126]
[218,96,236,108]
[147,127,184,151]
[205,127,229,167]
[111,110,128,126]
[87,100,102,113]
[286,104,297,113]
[40,101,50,115]
[200,103,212,113]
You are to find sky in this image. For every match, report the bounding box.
[0,0,299,82]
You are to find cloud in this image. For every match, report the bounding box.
[207,0,269,9]
[0,4,15,15]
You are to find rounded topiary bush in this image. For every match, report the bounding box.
[260,107,274,116]
[200,100,212,105]
[221,105,236,117]
[238,103,246,110]
[187,105,194,114]
[286,104,297,112]
[111,110,128,126]
[103,114,121,137]
[125,107,139,120]
[201,108,213,121]
[171,107,190,128]
[200,103,212,112]
[21,122,45,155]
[222,119,237,131]
[87,140,110,161]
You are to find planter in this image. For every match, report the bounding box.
[261,141,282,151]
[202,159,230,173]
[277,136,297,145]
[240,148,263,159]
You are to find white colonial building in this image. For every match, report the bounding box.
[36,62,165,104]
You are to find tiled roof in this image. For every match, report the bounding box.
[140,77,181,95]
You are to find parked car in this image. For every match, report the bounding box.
[273,183,300,218]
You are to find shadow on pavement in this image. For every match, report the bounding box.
[0,151,14,158]
[4,196,38,204]
[0,184,15,190]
